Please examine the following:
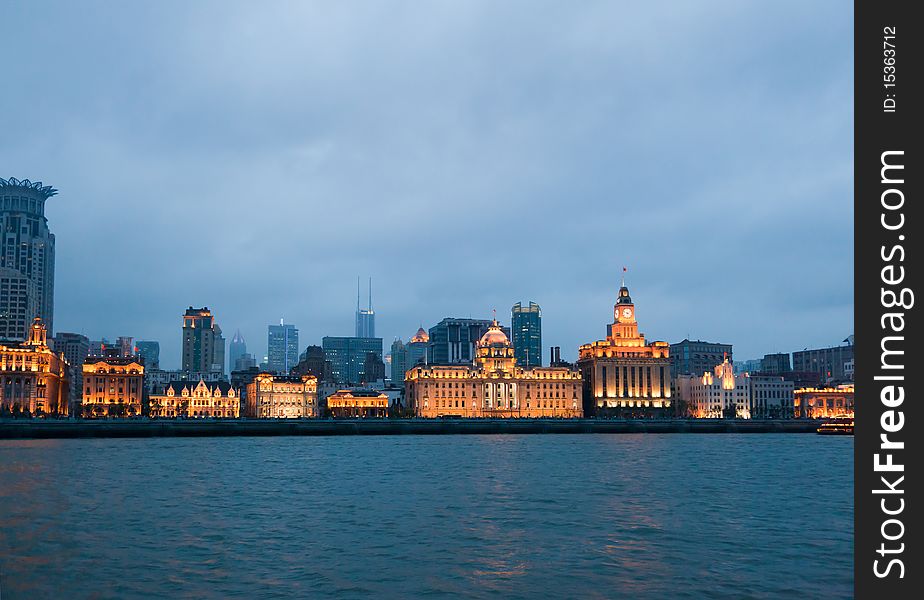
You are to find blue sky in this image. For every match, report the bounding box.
[1,1,853,368]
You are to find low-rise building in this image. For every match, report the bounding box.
[148,379,239,418]
[794,385,854,419]
[81,356,145,418]
[407,318,582,418]
[0,318,69,416]
[245,373,317,418]
[675,357,794,419]
[327,388,389,418]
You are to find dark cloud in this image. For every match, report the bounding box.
[1,1,853,367]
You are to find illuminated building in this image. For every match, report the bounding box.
[145,369,225,397]
[390,327,429,383]
[669,339,732,376]
[428,318,508,365]
[81,356,144,418]
[576,277,671,417]
[267,320,299,374]
[676,358,794,419]
[0,177,57,336]
[0,318,70,416]
[327,388,389,418]
[322,336,383,384]
[406,318,582,418]
[182,306,226,375]
[511,302,542,367]
[149,379,239,418]
[245,373,318,418]
[794,385,854,419]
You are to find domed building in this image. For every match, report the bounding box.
[406,318,582,418]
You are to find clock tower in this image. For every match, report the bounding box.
[608,272,640,341]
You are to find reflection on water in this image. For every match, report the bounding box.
[0,435,852,599]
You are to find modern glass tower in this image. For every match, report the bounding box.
[0,178,57,339]
[355,277,375,338]
[135,340,161,370]
[228,330,247,374]
[511,302,542,368]
[267,320,299,374]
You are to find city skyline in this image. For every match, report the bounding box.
[1,1,853,368]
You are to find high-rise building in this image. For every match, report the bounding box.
[0,267,38,340]
[322,336,383,385]
[234,353,257,372]
[181,306,225,375]
[135,340,160,370]
[389,327,429,383]
[759,352,791,375]
[577,275,672,417]
[427,318,509,365]
[669,339,733,376]
[511,302,542,368]
[228,330,247,374]
[267,320,299,374]
[363,351,386,383]
[0,178,57,338]
[355,277,375,337]
[52,332,90,412]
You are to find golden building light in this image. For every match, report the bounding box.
[0,318,70,416]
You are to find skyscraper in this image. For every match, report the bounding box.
[0,177,57,338]
[511,302,542,368]
[228,330,247,374]
[322,336,382,385]
[355,277,375,338]
[427,318,508,365]
[267,320,299,374]
[135,340,161,370]
[181,307,226,375]
[51,332,90,412]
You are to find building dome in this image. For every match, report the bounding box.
[479,320,510,346]
[410,327,429,343]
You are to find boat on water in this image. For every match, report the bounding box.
[817,418,854,435]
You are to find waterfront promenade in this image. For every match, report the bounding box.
[0,418,823,439]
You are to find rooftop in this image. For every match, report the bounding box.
[1,177,57,200]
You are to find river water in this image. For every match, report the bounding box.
[0,434,852,599]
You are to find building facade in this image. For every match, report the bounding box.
[327,388,389,418]
[135,340,160,370]
[0,178,56,337]
[669,339,732,376]
[792,342,854,383]
[245,373,318,418]
[80,356,144,418]
[144,368,226,396]
[51,332,90,413]
[322,336,383,385]
[267,320,299,374]
[182,306,226,375]
[390,327,429,383]
[0,318,69,415]
[674,358,794,419]
[228,330,246,374]
[576,280,671,417]
[407,319,582,418]
[355,277,375,337]
[0,267,39,340]
[511,301,542,368]
[149,379,239,418]
[794,385,855,419]
[292,345,331,381]
[427,318,509,365]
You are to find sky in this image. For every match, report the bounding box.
[1,1,853,369]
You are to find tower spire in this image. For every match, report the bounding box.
[369,276,373,311]
[621,266,627,288]
[357,276,361,312]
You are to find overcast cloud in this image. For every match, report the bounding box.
[1,1,853,368]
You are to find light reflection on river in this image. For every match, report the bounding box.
[0,434,852,599]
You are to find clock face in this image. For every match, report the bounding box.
[622,308,633,319]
